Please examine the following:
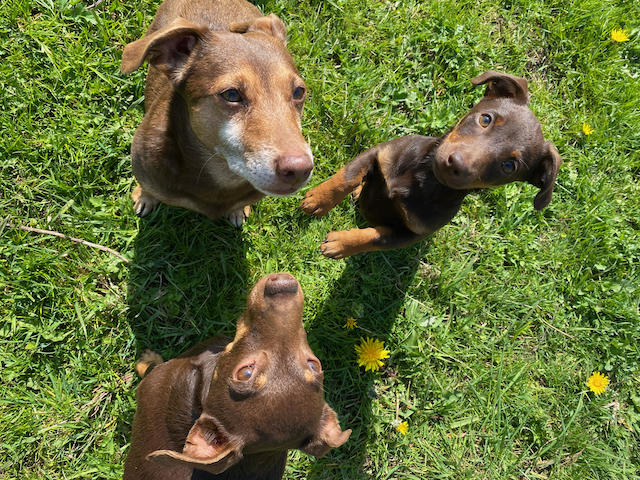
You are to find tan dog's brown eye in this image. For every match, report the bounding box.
[502,161,515,174]
[236,365,254,381]
[293,86,305,100]
[479,114,491,127]
[221,89,242,103]
[308,359,321,372]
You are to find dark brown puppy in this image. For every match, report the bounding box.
[121,0,313,227]
[301,71,562,258]
[123,273,351,480]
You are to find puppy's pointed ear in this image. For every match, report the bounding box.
[147,415,242,474]
[472,70,529,105]
[229,13,287,45]
[300,403,351,458]
[121,18,207,84]
[528,141,563,210]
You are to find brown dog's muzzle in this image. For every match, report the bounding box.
[263,273,299,296]
[435,150,479,189]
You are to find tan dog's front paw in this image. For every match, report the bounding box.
[132,185,161,217]
[225,205,251,228]
[300,186,337,217]
[135,349,164,378]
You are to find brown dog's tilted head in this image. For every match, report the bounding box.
[146,273,351,474]
[433,71,562,210]
[121,15,314,196]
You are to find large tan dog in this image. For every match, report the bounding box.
[121,0,313,226]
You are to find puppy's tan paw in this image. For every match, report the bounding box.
[225,205,251,228]
[132,185,160,218]
[320,228,375,259]
[136,349,164,378]
[300,187,336,217]
[320,230,352,259]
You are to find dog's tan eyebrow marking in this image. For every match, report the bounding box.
[254,372,267,389]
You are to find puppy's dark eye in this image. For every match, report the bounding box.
[221,89,242,103]
[293,86,305,100]
[479,114,491,127]
[236,365,254,381]
[308,360,321,372]
[502,161,516,174]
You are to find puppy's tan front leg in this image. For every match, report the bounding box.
[301,169,356,217]
[321,226,424,259]
[301,147,380,217]
[131,185,161,218]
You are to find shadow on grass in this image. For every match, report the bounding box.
[305,244,426,479]
[123,199,427,478]
[125,205,250,358]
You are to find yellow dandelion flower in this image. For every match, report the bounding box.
[354,337,390,372]
[611,28,630,43]
[582,123,594,135]
[343,317,357,329]
[587,371,609,395]
[396,421,409,435]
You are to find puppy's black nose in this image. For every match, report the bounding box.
[264,273,299,296]
[446,152,467,176]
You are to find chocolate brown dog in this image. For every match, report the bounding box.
[301,71,562,258]
[123,273,351,479]
[121,0,313,227]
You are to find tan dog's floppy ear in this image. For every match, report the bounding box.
[529,141,563,210]
[121,18,208,83]
[472,70,529,105]
[229,13,287,45]
[300,403,351,457]
[147,415,242,474]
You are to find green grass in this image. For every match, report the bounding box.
[1,0,639,478]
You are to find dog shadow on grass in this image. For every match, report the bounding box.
[122,201,429,478]
[304,242,427,479]
[125,205,250,360]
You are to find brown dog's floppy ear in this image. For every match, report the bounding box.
[147,416,242,474]
[472,70,529,105]
[229,13,287,45]
[529,141,563,211]
[300,403,352,457]
[121,18,207,83]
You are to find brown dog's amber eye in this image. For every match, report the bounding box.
[293,86,305,100]
[236,365,254,381]
[502,161,516,174]
[479,114,491,127]
[221,89,242,103]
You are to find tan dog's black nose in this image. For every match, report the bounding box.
[264,273,299,296]
[276,155,313,185]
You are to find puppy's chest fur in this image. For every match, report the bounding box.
[360,135,468,235]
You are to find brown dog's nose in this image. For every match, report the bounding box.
[276,155,313,185]
[264,273,299,296]
[446,152,468,177]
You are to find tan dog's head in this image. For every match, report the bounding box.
[434,71,562,210]
[146,273,351,474]
[122,15,313,196]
